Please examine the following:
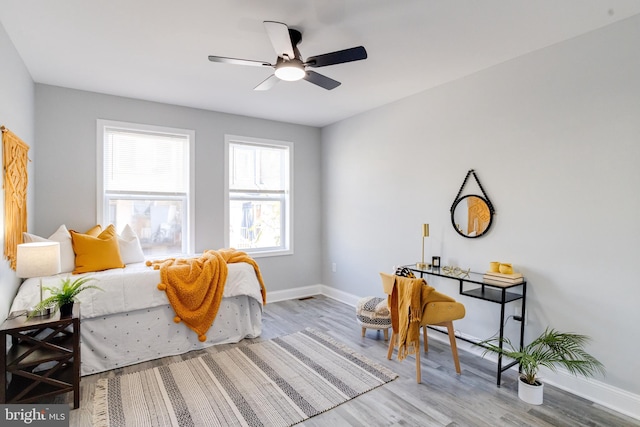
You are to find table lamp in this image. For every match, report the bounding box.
[16,241,61,317]
[416,223,430,270]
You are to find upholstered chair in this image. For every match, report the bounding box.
[380,272,465,383]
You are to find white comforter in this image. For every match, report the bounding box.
[10,261,264,319]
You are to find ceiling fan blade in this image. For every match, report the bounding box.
[304,71,341,90]
[305,46,367,68]
[208,55,273,67]
[254,74,280,91]
[264,21,295,59]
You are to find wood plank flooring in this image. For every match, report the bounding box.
[56,295,638,426]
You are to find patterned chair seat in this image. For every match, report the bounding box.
[355,296,391,340]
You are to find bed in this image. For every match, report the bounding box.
[9,260,264,376]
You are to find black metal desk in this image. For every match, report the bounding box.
[405,265,526,386]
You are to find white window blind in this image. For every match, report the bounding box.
[104,129,188,194]
[97,120,194,255]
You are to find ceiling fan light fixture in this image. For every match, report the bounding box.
[275,59,305,81]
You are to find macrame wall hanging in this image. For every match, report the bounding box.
[1,125,30,270]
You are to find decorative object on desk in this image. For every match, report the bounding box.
[450,169,495,239]
[483,271,524,286]
[477,328,605,405]
[489,261,500,272]
[432,256,440,269]
[16,242,61,318]
[442,265,470,279]
[416,223,430,270]
[498,263,513,274]
[29,275,102,318]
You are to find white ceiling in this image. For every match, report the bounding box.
[2,0,640,127]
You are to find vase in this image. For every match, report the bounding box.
[59,302,74,317]
[499,263,513,274]
[518,377,543,405]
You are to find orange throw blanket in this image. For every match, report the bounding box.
[147,249,267,342]
[381,272,451,361]
[394,276,434,361]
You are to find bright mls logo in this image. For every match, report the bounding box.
[2,405,69,426]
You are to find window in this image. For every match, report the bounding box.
[225,135,292,256]
[97,120,195,255]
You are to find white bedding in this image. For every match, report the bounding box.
[9,259,265,375]
[10,261,264,318]
[80,296,262,375]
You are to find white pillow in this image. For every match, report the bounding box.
[23,224,74,273]
[118,224,145,264]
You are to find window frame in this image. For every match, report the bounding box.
[224,134,293,257]
[96,119,195,254]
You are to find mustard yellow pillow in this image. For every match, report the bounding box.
[70,224,125,274]
[84,224,102,237]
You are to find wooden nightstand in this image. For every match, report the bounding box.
[1,305,80,409]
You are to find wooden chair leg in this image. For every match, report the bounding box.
[383,328,389,341]
[361,327,366,338]
[423,325,428,353]
[415,346,421,383]
[387,332,396,360]
[445,321,462,374]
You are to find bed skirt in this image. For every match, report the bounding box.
[80,295,262,376]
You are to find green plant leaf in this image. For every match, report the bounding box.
[476,327,605,385]
[28,276,103,317]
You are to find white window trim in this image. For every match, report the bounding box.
[96,119,196,254]
[224,134,294,257]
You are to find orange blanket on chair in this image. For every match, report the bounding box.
[381,272,438,361]
[394,276,434,361]
[147,248,267,342]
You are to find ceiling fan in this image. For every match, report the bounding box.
[208,21,367,91]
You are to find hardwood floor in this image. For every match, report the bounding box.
[59,295,638,426]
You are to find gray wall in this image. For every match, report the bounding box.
[0,22,34,322]
[322,15,640,397]
[33,85,322,293]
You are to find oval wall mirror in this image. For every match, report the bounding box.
[451,194,493,238]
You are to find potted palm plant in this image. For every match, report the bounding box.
[29,276,102,318]
[478,328,605,405]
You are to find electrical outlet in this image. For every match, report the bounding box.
[513,306,524,323]
[331,263,336,273]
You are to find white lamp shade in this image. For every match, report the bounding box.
[16,242,61,278]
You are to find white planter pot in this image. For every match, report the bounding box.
[518,378,544,405]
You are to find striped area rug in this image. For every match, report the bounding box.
[93,328,398,427]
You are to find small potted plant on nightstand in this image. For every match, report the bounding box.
[29,276,102,318]
[478,328,605,405]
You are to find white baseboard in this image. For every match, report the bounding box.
[538,367,640,421]
[265,285,324,303]
[266,285,639,421]
[424,327,640,420]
